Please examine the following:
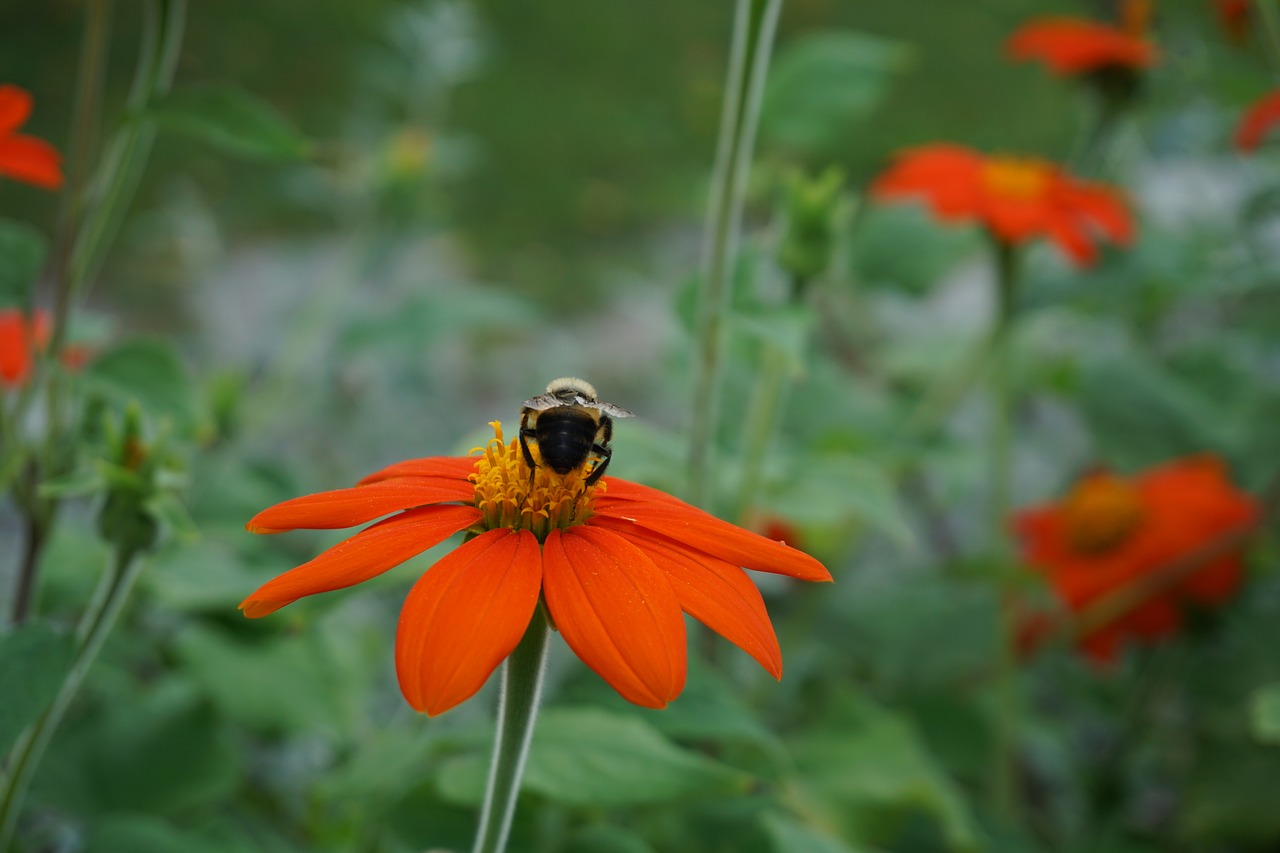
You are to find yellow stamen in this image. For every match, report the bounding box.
[1063,472,1144,555]
[981,156,1052,200]
[469,421,604,541]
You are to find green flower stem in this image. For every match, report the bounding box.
[733,342,793,525]
[687,0,785,509]
[471,608,553,853]
[0,547,143,850]
[988,239,1022,826]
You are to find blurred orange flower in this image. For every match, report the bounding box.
[1007,17,1157,76]
[1013,457,1258,662]
[0,84,64,189]
[243,421,831,715]
[871,143,1133,266]
[0,308,50,387]
[1214,0,1251,42]
[1235,89,1280,152]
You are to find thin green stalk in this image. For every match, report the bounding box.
[988,239,1021,825]
[470,609,552,853]
[687,0,785,509]
[734,344,791,524]
[0,547,143,849]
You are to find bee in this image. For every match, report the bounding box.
[520,377,634,486]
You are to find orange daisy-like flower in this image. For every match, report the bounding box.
[1012,457,1258,662]
[243,421,832,715]
[0,84,64,189]
[1234,89,1280,152]
[0,308,50,388]
[870,143,1133,267]
[1007,16,1157,76]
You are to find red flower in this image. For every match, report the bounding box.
[0,308,50,388]
[870,143,1133,267]
[1007,17,1157,76]
[1235,89,1280,152]
[1012,457,1258,662]
[0,85,63,190]
[243,422,832,715]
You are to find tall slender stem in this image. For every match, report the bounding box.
[987,239,1022,825]
[0,547,143,850]
[687,0,785,508]
[470,609,552,853]
[734,343,791,524]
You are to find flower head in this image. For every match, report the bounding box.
[243,421,831,715]
[1012,457,1258,662]
[870,143,1133,267]
[1007,15,1157,77]
[1234,89,1280,152]
[0,308,50,388]
[0,85,64,190]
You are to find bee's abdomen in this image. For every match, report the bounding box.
[535,411,597,474]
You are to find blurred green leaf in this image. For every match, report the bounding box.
[86,816,247,853]
[1180,741,1280,843]
[1250,682,1280,745]
[83,338,200,432]
[81,681,240,815]
[562,824,659,853]
[0,622,75,755]
[762,31,910,156]
[764,452,915,550]
[764,812,881,853]
[789,696,981,852]
[438,707,753,807]
[148,85,310,162]
[0,219,47,307]
[734,305,816,377]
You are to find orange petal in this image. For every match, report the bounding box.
[240,504,480,617]
[0,136,64,189]
[395,529,542,716]
[591,516,782,678]
[247,478,475,533]
[542,526,687,708]
[0,85,33,135]
[594,494,832,583]
[357,455,477,486]
[0,309,34,386]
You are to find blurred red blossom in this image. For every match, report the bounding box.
[1012,458,1258,662]
[0,308,50,387]
[1007,18,1157,76]
[870,143,1133,267]
[1235,89,1280,152]
[0,84,64,189]
[1214,0,1251,42]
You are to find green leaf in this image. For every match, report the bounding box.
[762,31,911,156]
[788,697,982,852]
[764,453,915,551]
[86,816,248,853]
[0,622,75,755]
[562,824,659,853]
[148,85,309,162]
[0,219,48,307]
[1250,682,1280,745]
[763,812,881,853]
[83,338,200,432]
[438,707,753,807]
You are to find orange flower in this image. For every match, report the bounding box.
[870,143,1133,267]
[1235,89,1280,152]
[0,85,64,189]
[0,308,50,388]
[243,421,832,715]
[1007,18,1157,76]
[1012,457,1258,662]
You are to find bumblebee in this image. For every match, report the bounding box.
[520,377,634,486]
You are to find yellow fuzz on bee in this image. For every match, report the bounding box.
[469,421,603,542]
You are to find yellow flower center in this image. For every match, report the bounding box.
[469,420,603,541]
[1063,472,1144,555]
[981,157,1052,200]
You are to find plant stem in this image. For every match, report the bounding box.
[988,239,1021,825]
[470,609,552,853]
[687,0,785,509]
[0,547,143,849]
[734,342,791,524]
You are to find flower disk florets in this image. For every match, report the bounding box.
[469,421,602,542]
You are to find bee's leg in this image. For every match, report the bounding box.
[519,412,538,473]
[584,444,612,486]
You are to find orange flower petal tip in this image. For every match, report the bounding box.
[0,84,64,190]
[1235,89,1280,152]
[1006,18,1157,75]
[243,421,832,714]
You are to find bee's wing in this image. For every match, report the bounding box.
[595,401,635,418]
[521,392,564,412]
